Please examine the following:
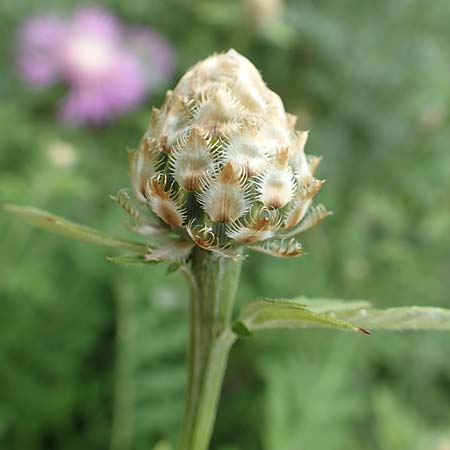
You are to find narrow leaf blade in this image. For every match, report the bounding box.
[329,306,450,331]
[300,298,373,313]
[237,298,365,334]
[106,255,160,267]
[5,204,147,254]
[238,297,450,335]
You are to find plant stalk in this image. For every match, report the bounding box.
[179,248,242,450]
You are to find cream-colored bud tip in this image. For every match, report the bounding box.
[126,49,331,259]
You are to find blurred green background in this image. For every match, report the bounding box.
[1,0,450,449]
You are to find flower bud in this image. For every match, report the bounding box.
[127,49,330,259]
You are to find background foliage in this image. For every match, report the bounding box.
[1,0,450,449]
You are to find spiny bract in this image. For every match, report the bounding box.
[117,49,331,261]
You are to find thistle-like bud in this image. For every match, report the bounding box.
[125,49,331,260]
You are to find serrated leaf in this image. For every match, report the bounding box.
[4,205,147,254]
[327,306,450,331]
[236,298,367,335]
[106,255,161,267]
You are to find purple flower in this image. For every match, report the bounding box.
[17,7,175,125]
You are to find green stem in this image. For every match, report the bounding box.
[179,248,242,450]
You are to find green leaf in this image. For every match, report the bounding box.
[166,262,183,275]
[324,306,450,331]
[236,297,450,335]
[232,320,253,337]
[4,204,147,254]
[236,298,368,335]
[106,255,160,267]
[297,298,373,313]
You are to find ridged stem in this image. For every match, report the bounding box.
[179,248,242,450]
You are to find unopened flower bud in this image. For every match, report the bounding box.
[126,49,330,259]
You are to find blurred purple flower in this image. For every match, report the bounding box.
[17,7,175,125]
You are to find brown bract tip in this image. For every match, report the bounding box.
[275,147,290,168]
[218,162,238,184]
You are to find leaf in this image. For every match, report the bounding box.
[4,205,147,254]
[326,306,450,331]
[106,255,160,267]
[298,298,373,313]
[166,262,183,274]
[236,297,450,336]
[232,320,254,337]
[235,298,368,336]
